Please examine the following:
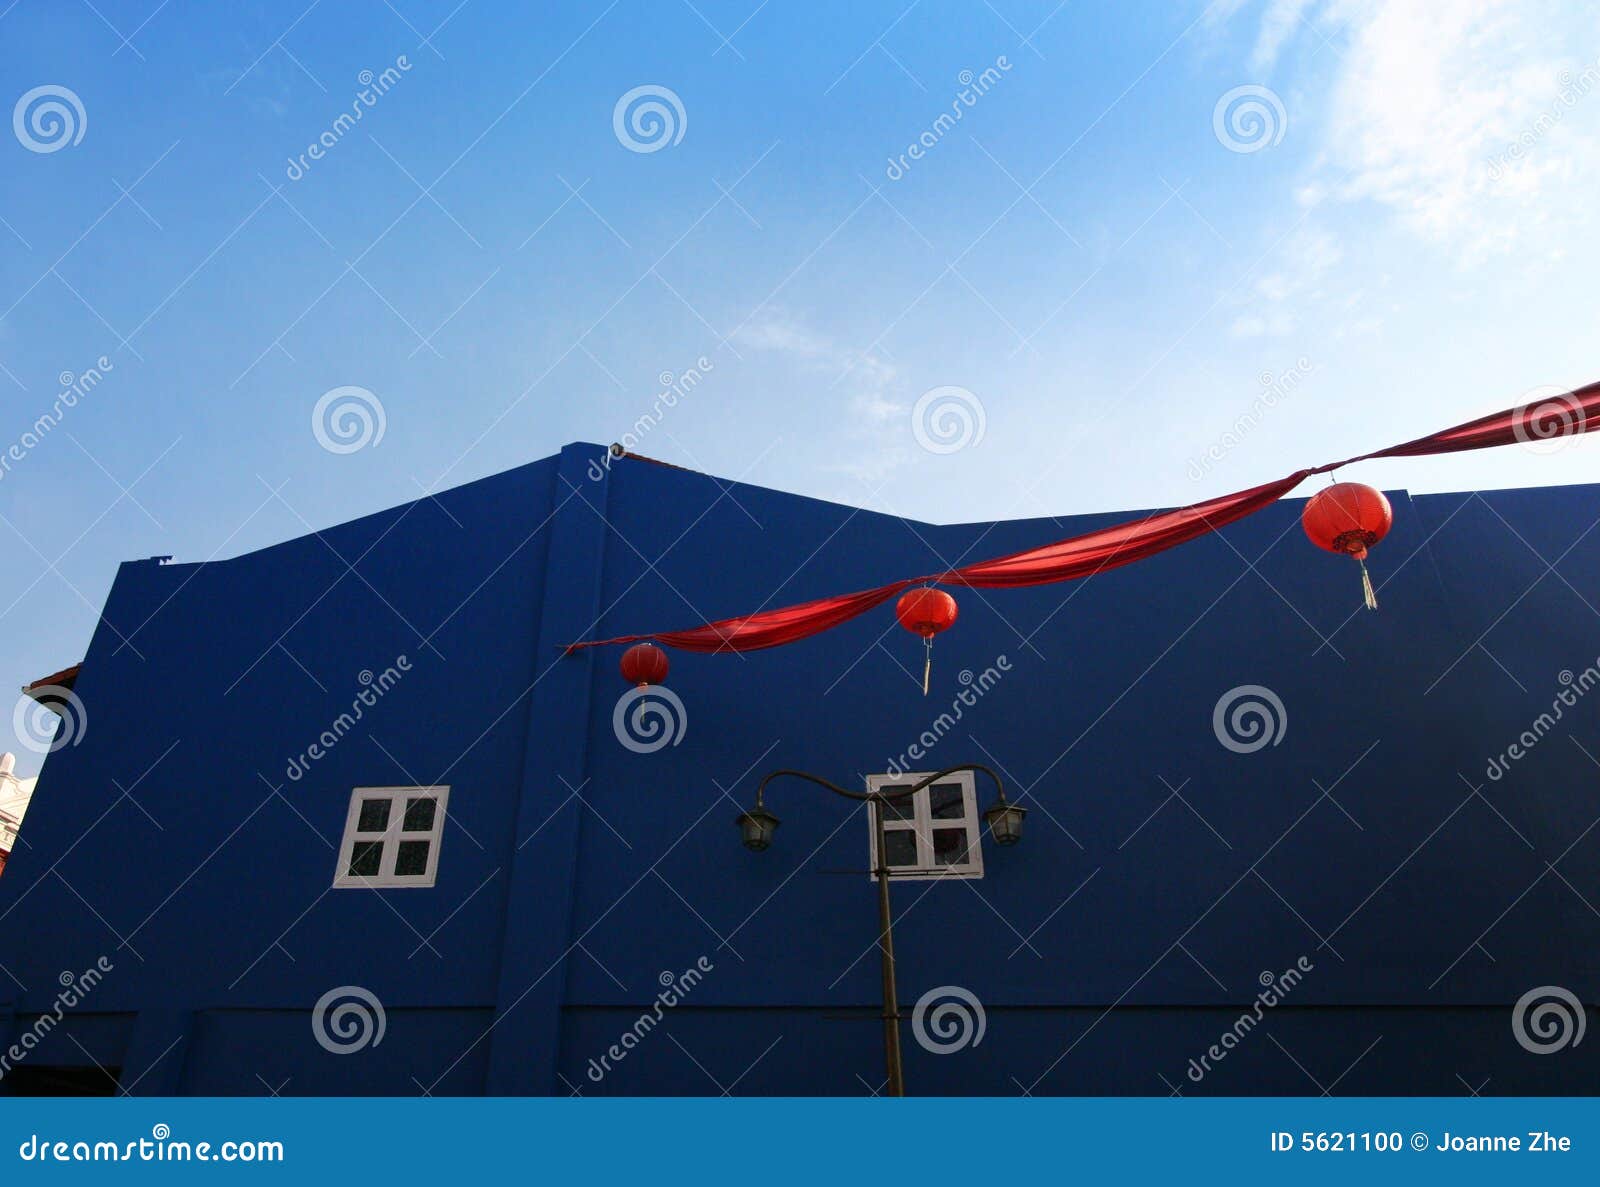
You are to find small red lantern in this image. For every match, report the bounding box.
[1302,482,1393,610]
[894,587,958,695]
[620,642,670,687]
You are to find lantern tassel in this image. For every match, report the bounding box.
[1359,557,1378,610]
[922,636,932,696]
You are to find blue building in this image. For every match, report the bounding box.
[1,443,1597,1095]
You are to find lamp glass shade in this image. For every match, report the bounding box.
[736,808,780,852]
[984,801,1026,845]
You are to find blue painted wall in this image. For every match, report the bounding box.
[2,445,1596,1095]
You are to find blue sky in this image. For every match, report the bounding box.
[3,0,1599,769]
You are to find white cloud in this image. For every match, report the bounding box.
[1251,0,1316,70]
[1229,226,1342,337]
[1234,0,1600,262]
[731,310,914,484]
[731,316,833,358]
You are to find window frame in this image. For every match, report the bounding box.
[865,770,984,880]
[333,785,449,889]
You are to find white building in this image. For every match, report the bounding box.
[0,752,36,865]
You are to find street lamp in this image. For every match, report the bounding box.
[734,805,780,851]
[983,792,1027,845]
[734,763,1021,1096]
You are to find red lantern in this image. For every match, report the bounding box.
[894,587,958,695]
[1302,482,1393,610]
[620,642,670,687]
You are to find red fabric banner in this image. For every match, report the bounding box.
[577,581,917,655]
[943,471,1313,589]
[566,380,1600,654]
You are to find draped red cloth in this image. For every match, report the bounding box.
[574,581,917,654]
[566,381,1600,654]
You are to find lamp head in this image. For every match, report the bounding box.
[736,807,781,852]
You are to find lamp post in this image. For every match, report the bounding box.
[735,763,1024,1096]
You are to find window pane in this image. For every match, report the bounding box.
[356,798,391,833]
[932,828,970,866]
[403,797,437,832]
[881,830,918,867]
[876,788,916,821]
[347,841,383,877]
[929,784,966,820]
[394,840,431,876]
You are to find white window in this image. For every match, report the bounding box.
[334,786,449,888]
[866,771,983,880]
